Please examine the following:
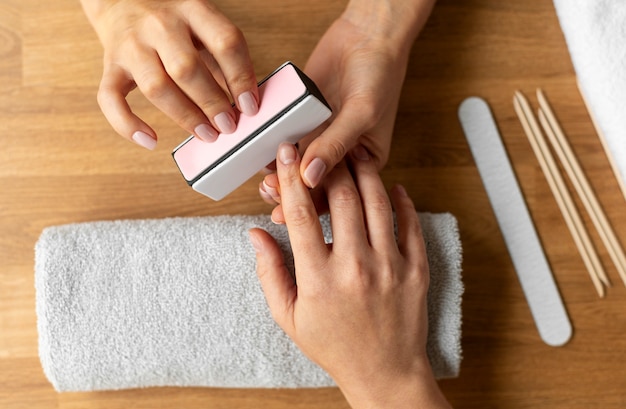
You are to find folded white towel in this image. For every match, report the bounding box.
[553,0,626,198]
[35,213,463,392]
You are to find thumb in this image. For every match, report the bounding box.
[300,101,371,188]
[248,228,297,334]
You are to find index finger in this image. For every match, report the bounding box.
[276,143,329,269]
[185,0,259,115]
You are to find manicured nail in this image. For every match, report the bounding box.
[248,231,263,252]
[278,143,297,165]
[194,123,218,142]
[262,180,279,198]
[238,91,258,116]
[259,185,274,203]
[303,158,326,188]
[214,112,236,134]
[353,145,370,161]
[270,214,284,225]
[131,131,157,150]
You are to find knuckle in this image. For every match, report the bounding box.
[368,191,392,214]
[145,10,171,33]
[338,259,373,293]
[166,53,199,82]
[198,95,226,115]
[376,259,401,292]
[227,70,256,91]
[286,202,316,228]
[408,263,430,292]
[326,139,348,163]
[330,184,360,208]
[212,26,245,55]
[137,71,170,100]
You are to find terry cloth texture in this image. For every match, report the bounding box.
[35,213,463,392]
[553,0,626,197]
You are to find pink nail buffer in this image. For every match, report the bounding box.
[172,62,332,201]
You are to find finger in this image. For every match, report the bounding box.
[127,45,227,142]
[248,228,296,334]
[275,143,328,268]
[270,188,330,225]
[186,0,259,116]
[349,146,396,253]
[300,99,373,188]
[390,185,428,273]
[155,31,238,135]
[322,161,368,252]
[97,64,157,150]
[259,182,275,205]
[271,205,284,225]
[262,173,281,204]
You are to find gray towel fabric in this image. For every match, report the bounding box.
[34,213,463,392]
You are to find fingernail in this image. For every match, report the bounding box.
[303,158,326,188]
[214,112,236,134]
[263,180,279,198]
[131,131,157,150]
[238,91,258,116]
[270,214,284,225]
[194,123,218,142]
[278,143,297,165]
[259,186,274,203]
[353,145,370,161]
[248,231,263,252]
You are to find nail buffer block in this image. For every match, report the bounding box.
[459,96,572,347]
[173,62,332,201]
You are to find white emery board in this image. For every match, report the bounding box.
[458,96,572,347]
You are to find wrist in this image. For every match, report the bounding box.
[342,0,435,55]
[337,359,451,409]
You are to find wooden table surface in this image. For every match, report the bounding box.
[2,0,626,407]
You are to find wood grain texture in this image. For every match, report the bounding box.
[2,0,626,408]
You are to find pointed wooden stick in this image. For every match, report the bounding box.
[513,91,605,297]
[537,88,626,287]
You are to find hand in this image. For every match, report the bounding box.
[249,143,451,409]
[80,0,259,149]
[259,0,435,206]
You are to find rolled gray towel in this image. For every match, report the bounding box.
[34,213,463,392]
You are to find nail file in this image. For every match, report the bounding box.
[172,61,331,201]
[458,96,572,347]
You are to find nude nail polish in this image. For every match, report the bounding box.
[214,112,236,134]
[238,91,259,116]
[303,157,326,188]
[132,131,157,150]
[194,124,218,142]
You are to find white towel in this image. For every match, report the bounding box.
[35,213,463,392]
[553,0,626,198]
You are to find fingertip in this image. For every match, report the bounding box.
[131,131,157,150]
[259,183,275,205]
[391,184,416,216]
[391,184,409,199]
[278,142,298,166]
[238,90,259,116]
[214,111,237,134]
[248,228,266,253]
[97,70,159,149]
[302,157,327,188]
[194,123,219,142]
[271,205,285,225]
